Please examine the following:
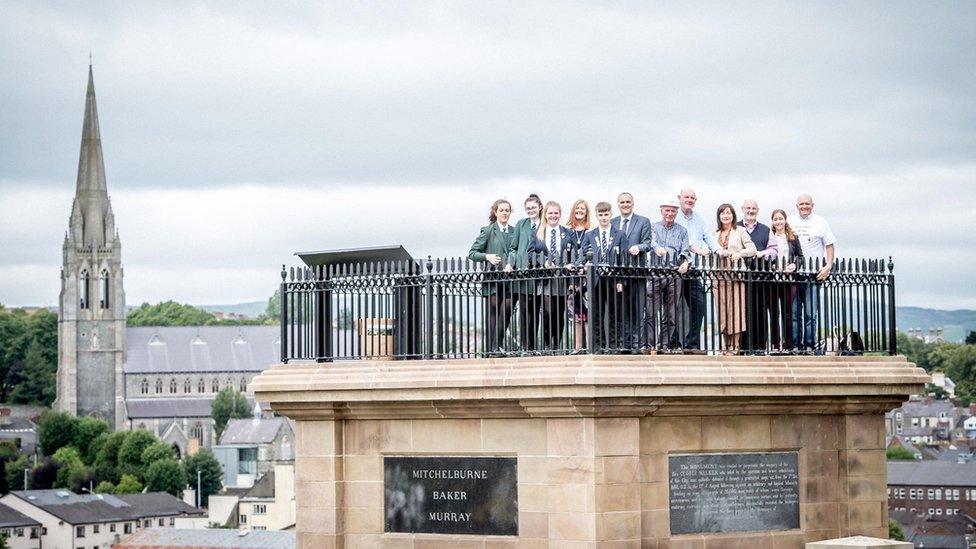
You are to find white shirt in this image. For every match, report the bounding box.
[787,212,836,259]
[772,233,789,258]
[496,222,509,233]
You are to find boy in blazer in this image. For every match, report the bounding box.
[576,202,626,351]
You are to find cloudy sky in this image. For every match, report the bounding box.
[1,1,974,309]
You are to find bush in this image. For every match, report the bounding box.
[145,459,186,497]
[184,450,223,506]
[95,480,115,493]
[886,446,916,460]
[115,474,143,494]
[37,411,78,456]
[118,430,156,480]
[141,442,176,465]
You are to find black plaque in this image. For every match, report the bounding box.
[668,452,799,535]
[384,456,518,535]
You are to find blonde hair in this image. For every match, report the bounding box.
[536,201,562,241]
[566,199,591,231]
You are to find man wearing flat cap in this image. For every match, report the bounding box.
[645,197,691,354]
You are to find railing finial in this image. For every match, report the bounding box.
[280,264,286,281]
[888,256,894,273]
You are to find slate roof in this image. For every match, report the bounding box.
[888,460,976,487]
[899,399,957,419]
[9,490,202,525]
[242,470,275,500]
[115,528,295,548]
[0,502,41,528]
[0,417,36,433]
[124,326,280,374]
[126,398,217,419]
[219,417,289,445]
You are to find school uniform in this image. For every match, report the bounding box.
[506,217,542,352]
[468,222,516,353]
[577,225,627,351]
[530,225,576,351]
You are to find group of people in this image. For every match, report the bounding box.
[467,189,837,355]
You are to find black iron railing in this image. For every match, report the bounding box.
[279,254,896,362]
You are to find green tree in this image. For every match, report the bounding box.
[86,432,110,466]
[118,430,157,480]
[4,455,29,490]
[145,459,186,496]
[184,450,222,507]
[888,519,906,541]
[886,446,916,460]
[53,447,87,490]
[94,431,128,484]
[127,301,216,326]
[9,339,56,405]
[114,473,143,494]
[30,458,59,489]
[966,331,976,345]
[266,289,281,322]
[95,480,115,493]
[0,531,9,549]
[211,388,250,438]
[944,345,976,402]
[37,411,79,456]
[0,441,18,462]
[141,442,176,465]
[0,308,57,404]
[73,417,109,462]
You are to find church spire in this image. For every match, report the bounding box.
[75,63,107,195]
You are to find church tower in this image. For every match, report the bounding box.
[54,65,126,430]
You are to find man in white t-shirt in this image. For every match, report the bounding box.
[787,194,837,351]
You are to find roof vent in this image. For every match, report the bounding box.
[27,496,36,500]
[238,530,249,537]
[57,491,70,498]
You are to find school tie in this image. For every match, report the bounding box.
[601,231,608,257]
[549,229,557,262]
[622,218,630,236]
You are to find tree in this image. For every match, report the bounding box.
[95,480,115,493]
[0,441,18,462]
[0,532,9,549]
[114,473,143,494]
[266,289,281,322]
[53,447,86,489]
[886,446,916,461]
[0,458,8,494]
[0,308,57,404]
[30,458,60,490]
[184,450,222,507]
[94,431,128,484]
[9,339,56,405]
[142,442,176,465]
[966,331,976,345]
[118,430,157,480]
[145,459,186,497]
[4,455,29,490]
[889,519,906,541]
[127,301,216,327]
[37,411,78,456]
[73,417,109,463]
[211,388,250,438]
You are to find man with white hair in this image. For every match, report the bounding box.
[738,199,776,353]
[645,197,690,353]
[787,194,837,352]
[673,188,719,353]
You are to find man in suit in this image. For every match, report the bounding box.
[738,199,776,354]
[577,201,627,351]
[610,192,654,351]
[505,194,543,354]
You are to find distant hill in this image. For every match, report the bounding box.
[198,300,267,318]
[896,307,976,342]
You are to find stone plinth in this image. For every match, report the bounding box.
[806,536,913,548]
[251,355,927,549]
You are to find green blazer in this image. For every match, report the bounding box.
[506,217,539,294]
[468,223,515,296]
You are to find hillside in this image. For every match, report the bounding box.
[896,307,976,342]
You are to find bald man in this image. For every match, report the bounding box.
[787,194,837,352]
[738,199,776,353]
[673,188,719,353]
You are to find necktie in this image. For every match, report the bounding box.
[549,229,557,262]
[622,218,630,236]
[601,231,608,257]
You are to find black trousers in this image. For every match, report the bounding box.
[515,292,540,352]
[590,278,621,351]
[485,293,514,352]
[540,294,567,351]
[616,281,644,350]
[741,282,768,353]
[646,276,682,350]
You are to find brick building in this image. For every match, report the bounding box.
[888,460,976,518]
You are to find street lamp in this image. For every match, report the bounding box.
[197,469,201,508]
[22,468,28,493]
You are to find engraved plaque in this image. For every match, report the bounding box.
[669,452,799,535]
[384,456,518,535]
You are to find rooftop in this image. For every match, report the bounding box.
[125,397,253,419]
[124,326,279,374]
[115,528,295,548]
[888,460,976,487]
[9,490,202,525]
[0,502,41,528]
[219,417,290,446]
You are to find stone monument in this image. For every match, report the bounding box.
[252,354,926,547]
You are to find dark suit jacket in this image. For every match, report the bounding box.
[611,213,653,265]
[468,223,515,296]
[529,225,576,296]
[576,226,626,267]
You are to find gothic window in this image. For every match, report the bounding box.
[155,378,163,394]
[184,378,192,393]
[80,270,90,309]
[99,269,110,309]
[191,422,204,441]
[198,379,205,393]
[212,378,219,392]
[141,378,149,394]
[239,378,247,392]
[169,378,177,393]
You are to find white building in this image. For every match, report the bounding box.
[0,502,41,549]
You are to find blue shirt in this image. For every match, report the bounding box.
[675,209,719,252]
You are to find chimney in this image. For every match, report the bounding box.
[0,408,11,426]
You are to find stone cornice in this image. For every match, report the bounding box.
[251,355,928,420]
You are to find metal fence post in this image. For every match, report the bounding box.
[887,256,897,356]
[279,265,288,363]
[424,255,434,360]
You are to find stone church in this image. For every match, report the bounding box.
[54,66,279,456]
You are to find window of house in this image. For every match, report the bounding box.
[912,417,919,427]
[110,524,116,533]
[124,523,132,534]
[936,489,942,500]
[240,378,248,392]
[191,422,204,441]
[909,489,916,499]
[1,529,8,538]
[141,379,149,394]
[30,527,38,539]
[14,528,23,537]
[155,378,163,393]
[953,489,960,500]
[896,412,903,421]
[144,519,151,528]
[76,525,85,537]
[93,524,100,534]
[253,526,267,531]
[198,378,205,393]
[212,378,220,392]
[238,447,257,475]
[169,517,175,526]
[898,488,905,498]
[928,489,935,499]
[240,514,247,524]
[929,508,935,515]
[936,508,943,515]
[170,379,178,393]
[158,518,165,527]
[184,378,192,393]
[253,504,267,515]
